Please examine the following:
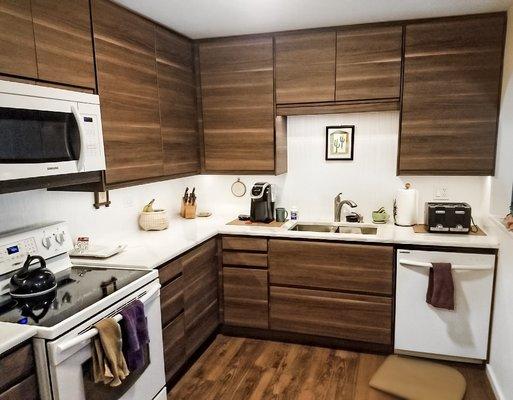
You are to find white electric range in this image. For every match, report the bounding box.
[0,222,166,400]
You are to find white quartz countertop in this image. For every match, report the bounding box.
[71,214,500,270]
[0,322,37,356]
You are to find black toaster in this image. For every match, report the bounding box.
[425,202,472,233]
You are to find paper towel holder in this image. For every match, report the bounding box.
[394,182,418,227]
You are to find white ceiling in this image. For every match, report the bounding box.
[113,0,512,39]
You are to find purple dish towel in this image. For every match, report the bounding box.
[120,300,149,371]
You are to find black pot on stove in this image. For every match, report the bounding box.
[10,255,57,298]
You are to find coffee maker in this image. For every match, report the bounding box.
[250,182,275,223]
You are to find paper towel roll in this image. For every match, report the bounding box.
[394,185,418,226]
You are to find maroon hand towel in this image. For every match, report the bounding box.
[120,300,149,371]
[426,263,454,310]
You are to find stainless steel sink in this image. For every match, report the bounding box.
[289,223,338,233]
[289,223,377,235]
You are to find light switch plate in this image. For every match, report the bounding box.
[433,185,449,200]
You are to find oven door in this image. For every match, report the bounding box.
[46,281,166,400]
[0,85,105,181]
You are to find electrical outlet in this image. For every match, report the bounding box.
[433,185,449,200]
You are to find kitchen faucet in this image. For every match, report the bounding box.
[334,193,358,222]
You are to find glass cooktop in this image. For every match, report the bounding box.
[0,267,148,327]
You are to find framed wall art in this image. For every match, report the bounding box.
[325,125,355,161]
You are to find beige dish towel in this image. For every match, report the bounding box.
[92,318,130,387]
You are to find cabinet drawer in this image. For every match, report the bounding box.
[184,266,217,329]
[222,237,268,252]
[223,252,268,268]
[0,374,38,400]
[162,313,186,383]
[0,343,34,392]
[270,286,392,345]
[185,300,219,357]
[269,240,393,295]
[159,259,182,286]
[182,239,217,284]
[223,267,268,329]
[160,276,184,327]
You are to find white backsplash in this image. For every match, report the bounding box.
[0,110,489,240]
[195,112,489,223]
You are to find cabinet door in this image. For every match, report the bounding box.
[162,313,186,383]
[270,286,392,345]
[275,31,336,103]
[399,15,505,175]
[160,276,184,327]
[32,0,95,89]
[156,27,200,176]
[0,0,37,78]
[336,26,402,101]
[199,36,275,172]
[182,239,219,355]
[223,267,268,329]
[269,240,393,295]
[92,0,162,184]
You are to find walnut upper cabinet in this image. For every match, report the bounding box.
[275,31,336,104]
[0,0,95,89]
[32,0,95,89]
[92,0,163,185]
[398,14,506,175]
[199,36,286,173]
[156,27,200,176]
[336,25,403,102]
[0,0,37,79]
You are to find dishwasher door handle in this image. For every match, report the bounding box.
[399,259,494,271]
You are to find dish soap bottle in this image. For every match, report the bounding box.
[290,206,299,221]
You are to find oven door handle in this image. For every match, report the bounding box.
[71,104,87,172]
[56,282,161,353]
[399,259,493,271]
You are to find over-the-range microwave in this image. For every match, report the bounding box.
[0,80,106,181]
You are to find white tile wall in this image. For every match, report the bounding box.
[0,110,489,241]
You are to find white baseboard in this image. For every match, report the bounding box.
[486,364,506,400]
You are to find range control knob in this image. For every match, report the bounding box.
[42,236,52,249]
[55,232,66,245]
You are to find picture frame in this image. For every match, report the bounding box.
[325,125,355,161]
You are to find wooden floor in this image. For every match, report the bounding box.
[169,335,496,400]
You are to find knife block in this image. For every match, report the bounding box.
[181,201,197,219]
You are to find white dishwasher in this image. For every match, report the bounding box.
[395,249,496,362]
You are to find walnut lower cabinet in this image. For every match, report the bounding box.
[220,236,393,348]
[221,236,269,329]
[159,238,219,384]
[0,342,39,400]
[223,267,269,329]
[268,239,394,347]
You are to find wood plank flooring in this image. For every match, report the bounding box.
[169,335,496,400]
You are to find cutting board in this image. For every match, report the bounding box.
[227,219,287,227]
[413,224,486,236]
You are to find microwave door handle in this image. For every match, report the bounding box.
[71,104,87,172]
[55,282,161,354]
